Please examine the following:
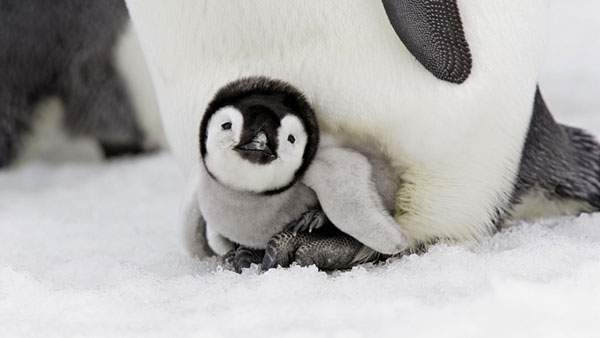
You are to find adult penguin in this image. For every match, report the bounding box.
[126,1,599,256]
[0,0,164,166]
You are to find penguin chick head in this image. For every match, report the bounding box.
[200,77,319,194]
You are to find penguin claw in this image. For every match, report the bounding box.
[308,213,325,232]
[286,209,327,234]
[287,220,304,235]
[222,246,264,273]
[261,231,300,271]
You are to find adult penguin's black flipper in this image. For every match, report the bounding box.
[382,0,472,84]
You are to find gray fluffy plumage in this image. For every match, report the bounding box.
[0,0,145,167]
[197,77,406,271]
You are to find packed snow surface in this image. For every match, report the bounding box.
[2,154,600,338]
[1,1,600,337]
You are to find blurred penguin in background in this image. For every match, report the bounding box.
[0,0,164,167]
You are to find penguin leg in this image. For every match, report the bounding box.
[0,91,32,168]
[293,234,370,270]
[262,228,381,271]
[223,246,265,273]
[261,231,308,270]
[59,54,147,159]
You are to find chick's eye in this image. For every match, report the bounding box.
[221,122,232,130]
[288,135,296,144]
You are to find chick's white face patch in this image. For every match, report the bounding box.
[204,107,308,193]
[277,115,308,171]
[205,106,244,154]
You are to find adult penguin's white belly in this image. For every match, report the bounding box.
[126,1,547,249]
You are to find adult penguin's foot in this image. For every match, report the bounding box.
[261,228,381,271]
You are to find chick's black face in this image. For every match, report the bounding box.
[233,99,283,165]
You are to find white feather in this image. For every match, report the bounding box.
[508,188,594,223]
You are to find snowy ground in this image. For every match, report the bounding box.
[2,2,600,337]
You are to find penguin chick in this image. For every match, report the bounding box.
[198,77,407,272]
[0,0,147,168]
[198,77,320,271]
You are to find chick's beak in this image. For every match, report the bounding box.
[235,131,276,159]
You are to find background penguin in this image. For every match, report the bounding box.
[126,1,600,258]
[0,0,163,167]
[198,77,405,271]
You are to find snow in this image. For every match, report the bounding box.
[1,2,600,337]
[2,157,600,337]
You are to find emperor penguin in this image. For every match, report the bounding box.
[126,1,600,257]
[199,77,404,271]
[0,0,163,167]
